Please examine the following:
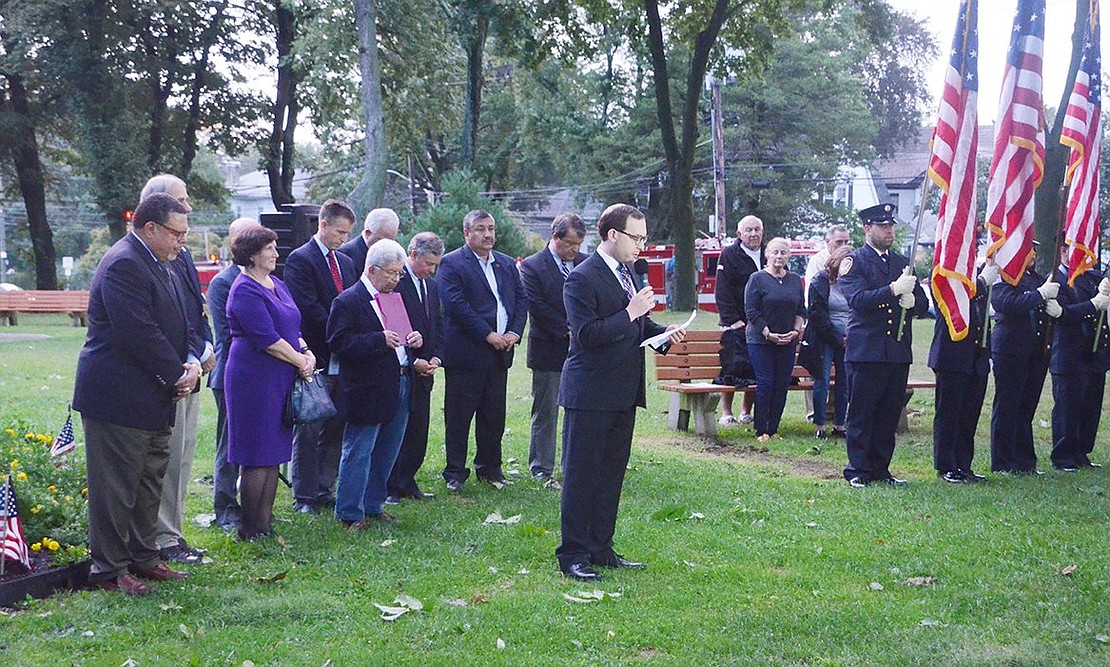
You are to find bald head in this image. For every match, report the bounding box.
[228,217,258,244]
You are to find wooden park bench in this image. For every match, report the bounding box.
[0,290,90,326]
[654,328,935,437]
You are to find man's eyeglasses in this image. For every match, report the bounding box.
[615,229,647,246]
[157,223,189,240]
[374,265,402,279]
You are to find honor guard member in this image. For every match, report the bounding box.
[928,260,999,483]
[988,245,1060,474]
[838,203,928,487]
[1048,265,1110,471]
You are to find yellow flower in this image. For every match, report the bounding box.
[38,434,51,444]
[46,539,60,552]
[82,488,88,497]
[31,505,41,514]
[24,433,34,440]
[64,495,72,502]
[15,471,27,482]
[31,542,42,552]
[47,484,57,493]
[8,460,18,471]
[4,428,14,437]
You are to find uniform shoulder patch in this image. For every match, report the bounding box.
[840,257,854,275]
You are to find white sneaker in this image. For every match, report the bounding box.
[719,414,740,426]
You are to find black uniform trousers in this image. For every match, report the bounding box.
[1050,370,1104,468]
[556,407,635,570]
[990,353,1048,472]
[387,379,432,497]
[844,361,908,482]
[443,367,507,483]
[932,370,988,473]
[1079,372,1106,464]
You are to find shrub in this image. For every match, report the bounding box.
[2,421,88,553]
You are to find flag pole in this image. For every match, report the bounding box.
[896,178,932,341]
[1043,184,1069,357]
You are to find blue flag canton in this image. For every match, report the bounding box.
[1008,0,1046,64]
[951,0,980,92]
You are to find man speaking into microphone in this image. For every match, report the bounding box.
[555,203,685,581]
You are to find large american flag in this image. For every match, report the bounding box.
[985,0,1046,285]
[1060,0,1101,286]
[930,0,980,342]
[1,474,30,571]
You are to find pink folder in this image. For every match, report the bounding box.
[375,291,413,338]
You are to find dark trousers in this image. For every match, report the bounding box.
[932,370,988,473]
[1050,371,1101,468]
[387,378,433,498]
[990,353,1048,472]
[290,374,344,507]
[443,366,507,483]
[844,361,908,482]
[211,388,241,527]
[1079,371,1106,463]
[556,407,635,570]
[83,416,170,580]
[748,343,795,436]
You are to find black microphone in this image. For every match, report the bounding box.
[633,258,650,288]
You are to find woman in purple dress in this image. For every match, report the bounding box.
[225,225,315,540]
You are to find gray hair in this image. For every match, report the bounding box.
[140,174,186,202]
[364,208,400,234]
[552,213,587,239]
[462,209,493,232]
[824,224,848,241]
[365,238,407,273]
[408,231,444,258]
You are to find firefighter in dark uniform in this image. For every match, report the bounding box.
[928,260,1000,483]
[1049,265,1110,471]
[838,203,928,487]
[989,246,1060,474]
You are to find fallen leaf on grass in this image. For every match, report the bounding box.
[121,660,137,667]
[564,590,622,603]
[484,512,522,525]
[470,594,487,604]
[683,560,700,568]
[374,594,423,621]
[179,624,192,639]
[447,599,468,607]
[607,630,615,639]
[159,603,183,611]
[255,569,288,584]
[689,512,705,520]
[496,638,506,650]
[804,522,818,528]
[1095,634,1109,643]
[869,582,884,591]
[518,568,530,575]
[1077,486,1104,495]
[380,539,396,547]
[919,618,947,627]
[650,505,687,521]
[571,640,584,649]
[192,513,216,527]
[903,576,936,587]
[1060,564,1078,577]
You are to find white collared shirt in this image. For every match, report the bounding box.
[596,246,630,291]
[469,248,508,334]
[360,274,408,366]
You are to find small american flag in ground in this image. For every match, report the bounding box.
[1,474,31,571]
[985,0,1046,286]
[1060,0,1101,286]
[929,0,979,342]
[50,409,76,459]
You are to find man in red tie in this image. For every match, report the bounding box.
[283,199,357,513]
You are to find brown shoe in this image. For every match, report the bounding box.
[91,573,154,596]
[133,562,189,582]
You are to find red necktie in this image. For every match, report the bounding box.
[327,251,343,293]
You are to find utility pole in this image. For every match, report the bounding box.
[710,77,727,238]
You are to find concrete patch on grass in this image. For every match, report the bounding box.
[0,333,50,342]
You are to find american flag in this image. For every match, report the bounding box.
[930,0,980,342]
[1060,0,1101,286]
[1,474,31,571]
[50,409,76,459]
[985,0,1046,285]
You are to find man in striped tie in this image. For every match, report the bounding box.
[520,214,589,488]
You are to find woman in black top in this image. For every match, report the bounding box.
[744,237,806,441]
[807,245,853,440]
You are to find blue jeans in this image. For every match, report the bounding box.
[811,344,848,428]
[748,343,795,436]
[335,376,410,521]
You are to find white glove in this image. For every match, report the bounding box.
[979,261,1000,286]
[890,272,917,296]
[1037,278,1059,301]
[1045,299,1063,318]
[898,293,916,310]
[1098,276,1110,296]
[1091,292,1110,312]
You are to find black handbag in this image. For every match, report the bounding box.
[283,371,338,426]
[796,331,825,381]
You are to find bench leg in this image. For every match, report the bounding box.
[0,311,15,326]
[687,393,721,437]
[668,393,688,431]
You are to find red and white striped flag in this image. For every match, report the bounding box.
[930,0,980,341]
[1,474,31,572]
[985,0,1047,285]
[1060,0,1101,286]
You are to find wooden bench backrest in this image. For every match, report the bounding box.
[0,290,90,311]
[653,328,826,383]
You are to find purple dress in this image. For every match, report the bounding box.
[225,274,302,467]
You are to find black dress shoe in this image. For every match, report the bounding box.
[384,495,401,506]
[408,489,435,500]
[594,555,645,569]
[292,502,319,514]
[848,476,868,488]
[877,475,908,487]
[445,479,463,492]
[961,469,988,483]
[1054,465,1079,472]
[563,563,602,581]
[939,470,966,484]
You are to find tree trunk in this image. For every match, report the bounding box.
[2,72,57,289]
[182,1,228,178]
[265,0,297,207]
[459,5,489,171]
[347,0,387,216]
[1034,0,1088,274]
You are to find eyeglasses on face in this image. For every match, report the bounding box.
[157,223,189,240]
[615,229,647,246]
[374,265,402,279]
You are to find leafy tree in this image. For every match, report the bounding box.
[412,169,538,258]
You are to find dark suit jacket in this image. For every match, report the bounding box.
[559,251,667,412]
[928,275,991,376]
[284,239,357,370]
[990,268,1050,358]
[1051,267,1103,374]
[338,235,369,275]
[206,263,239,390]
[437,246,527,369]
[73,233,196,431]
[839,244,928,364]
[714,242,765,326]
[396,266,441,398]
[520,246,588,372]
[326,281,402,425]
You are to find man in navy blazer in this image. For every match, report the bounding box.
[74,193,198,595]
[556,204,683,582]
[205,218,257,531]
[337,207,400,274]
[437,210,527,490]
[387,232,445,503]
[283,199,357,513]
[520,213,588,485]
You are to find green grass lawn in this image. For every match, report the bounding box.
[1,312,1109,666]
